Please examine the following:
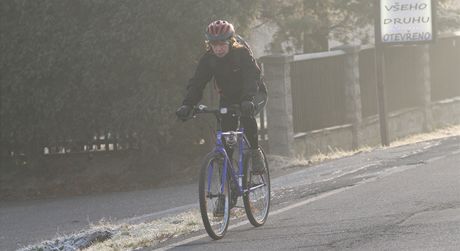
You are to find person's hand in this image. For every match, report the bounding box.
[176,105,193,121]
[240,101,255,117]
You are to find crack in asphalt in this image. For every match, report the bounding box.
[395,202,460,226]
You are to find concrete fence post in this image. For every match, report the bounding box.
[415,44,433,132]
[260,55,295,157]
[333,45,363,149]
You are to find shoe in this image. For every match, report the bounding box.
[213,195,225,217]
[250,148,266,175]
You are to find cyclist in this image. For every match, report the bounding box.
[176,20,267,174]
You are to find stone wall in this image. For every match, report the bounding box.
[294,98,460,158]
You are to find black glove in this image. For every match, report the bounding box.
[176,105,193,121]
[241,101,255,117]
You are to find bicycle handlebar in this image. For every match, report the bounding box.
[186,104,245,135]
[192,104,242,118]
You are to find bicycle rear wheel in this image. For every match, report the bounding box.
[199,153,230,240]
[243,147,270,227]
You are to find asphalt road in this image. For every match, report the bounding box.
[1,136,459,251]
[154,136,460,250]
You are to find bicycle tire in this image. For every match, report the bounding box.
[198,152,231,239]
[243,147,270,227]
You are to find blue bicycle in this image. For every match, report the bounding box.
[188,104,270,239]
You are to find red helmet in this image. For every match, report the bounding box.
[205,20,235,41]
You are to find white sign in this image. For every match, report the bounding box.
[380,0,434,44]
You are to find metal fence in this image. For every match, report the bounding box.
[42,131,140,155]
[288,34,460,134]
[290,52,348,133]
[360,46,423,117]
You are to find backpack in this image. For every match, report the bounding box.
[235,35,255,58]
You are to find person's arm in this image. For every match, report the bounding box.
[183,54,213,106]
[239,48,260,103]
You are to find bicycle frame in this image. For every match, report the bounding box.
[209,127,250,197]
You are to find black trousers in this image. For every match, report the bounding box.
[220,91,267,150]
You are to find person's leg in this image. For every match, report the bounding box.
[238,88,267,148]
[240,90,268,174]
[240,116,265,174]
[240,116,258,149]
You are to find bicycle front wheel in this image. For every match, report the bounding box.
[198,152,230,240]
[243,147,270,227]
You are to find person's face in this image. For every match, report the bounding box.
[209,41,230,58]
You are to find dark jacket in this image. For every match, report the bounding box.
[183,46,262,106]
